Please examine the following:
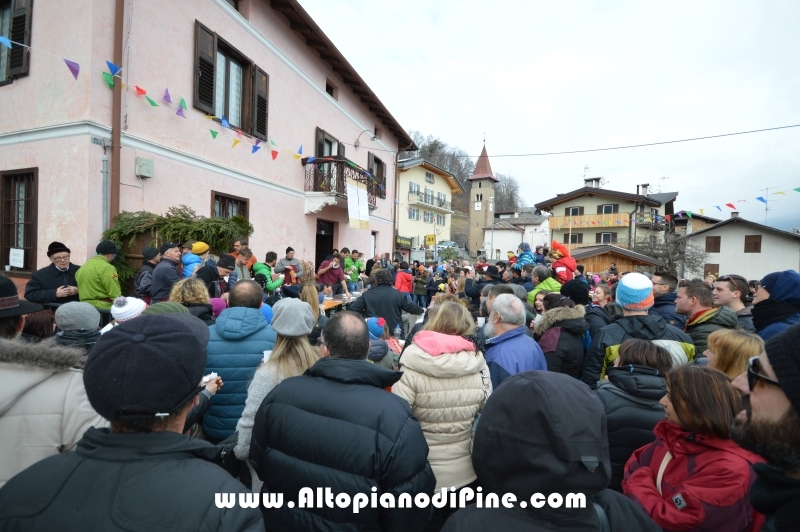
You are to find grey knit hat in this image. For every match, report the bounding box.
[271,298,315,338]
[55,302,101,331]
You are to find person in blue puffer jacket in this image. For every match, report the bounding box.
[752,270,800,341]
[203,280,276,442]
[513,242,535,270]
[182,241,209,278]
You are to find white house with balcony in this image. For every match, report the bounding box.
[396,158,465,252]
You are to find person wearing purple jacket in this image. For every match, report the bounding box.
[482,294,547,389]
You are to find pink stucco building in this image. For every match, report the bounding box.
[0,0,412,291]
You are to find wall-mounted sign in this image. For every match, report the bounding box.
[9,248,24,269]
[396,236,413,248]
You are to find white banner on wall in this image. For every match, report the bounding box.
[346,179,370,230]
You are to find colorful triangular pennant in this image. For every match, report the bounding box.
[271,150,279,160]
[176,106,185,118]
[297,145,303,155]
[221,116,230,128]
[102,72,114,89]
[179,97,187,110]
[232,139,240,149]
[210,130,218,139]
[163,88,172,104]
[0,36,10,49]
[756,196,767,203]
[144,95,158,107]
[252,145,261,154]
[686,211,692,218]
[725,203,736,209]
[105,60,122,76]
[64,59,80,80]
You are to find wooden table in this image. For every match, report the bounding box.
[321,296,355,317]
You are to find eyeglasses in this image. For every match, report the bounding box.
[51,255,70,262]
[652,282,668,286]
[748,356,780,391]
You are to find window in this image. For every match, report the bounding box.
[475,193,483,202]
[373,125,382,140]
[744,235,762,253]
[600,233,613,244]
[425,172,434,183]
[424,211,435,224]
[194,21,269,140]
[367,152,386,199]
[563,233,583,244]
[315,128,344,158]
[436,214,446,226]
[408,208,420,221]
[1,169,37,272]
[437,192,447,207]
[705,236,721,253]
[212,191,248,219]
[223,0,238,9]
[565,206,584,216]
[325,79,337,99]
[597,204,618,214]
[1,0,32,84]
[409,182,420,195]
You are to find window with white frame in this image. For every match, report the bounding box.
[409,182,420,195]
[436,214,446,226]
[567,206,581,216]
[423,188,434,204]
[600,204,614,214]
[600,232,613,244]
[425,171,434,183]
[408,207,420,221]
[424,211,434,224]
[437,192,447,206]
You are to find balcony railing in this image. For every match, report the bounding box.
[302,156,376,209]
[549,213,630,229]
[407,192,452,212]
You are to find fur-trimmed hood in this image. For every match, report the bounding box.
[0,338,87,371]
[535,305,586,336]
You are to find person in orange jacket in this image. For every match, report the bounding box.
[548,240,577,284]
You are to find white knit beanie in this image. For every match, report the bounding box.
[110,296,148,322]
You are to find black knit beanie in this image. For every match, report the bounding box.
[764,323,800,414]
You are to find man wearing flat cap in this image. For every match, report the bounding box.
[150,242,182,302]
[24,241,80,306]
[133,246,161,303]
[0,314,264,531]
[75,240,121,310]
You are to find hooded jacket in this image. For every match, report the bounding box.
[133,260,157,299]
[753,270,800,341]
[484,326,547,389]
[684,305,739,354]
[183,302,215,325]
[552,255,577,284]
[392,331,490,490]
[0,428,263,531]
[24,263,80,304]
[585,304,614,337]
[580,315,695,390]
[443,372,660,532]
[368,338,397,370]
[150,258,181,302]
[623,419,765,532]
[249,357,435,531]
[204,307,277,440]
[75,255,121,309]
[735,306,756,333]
[648,291,686,329]
[534,305,589,378]
[596,365,667,491]
[394,269,414,293]
[513,250,535,270]
[181,252,203,278]
[252,262,284,293]
[0,338,107,488]
[526,276,562,305]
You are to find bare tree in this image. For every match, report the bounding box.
[628,233,709,277]
[493,173,526,212]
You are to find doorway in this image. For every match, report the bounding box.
[315,220,335,270]
[371,231,377,259]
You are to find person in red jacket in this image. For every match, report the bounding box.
[548,240,577,284]
[393,261,414,297]
[623,365,765,532]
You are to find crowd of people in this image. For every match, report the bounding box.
[1,236,799,532]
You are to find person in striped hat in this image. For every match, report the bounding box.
[580,272,696,390]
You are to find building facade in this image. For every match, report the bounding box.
[396,158,464,253]
[535,179,678,251]
[0,0,413,288]
[682,213,800,280]
[483,211,549,261]
[466,144,497,258]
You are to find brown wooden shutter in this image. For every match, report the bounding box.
[8,0,33,78]
[596,233,602,244]
[579,207,585,215]
[194,21,216,114]
[612,232,618,243]
[337,141,345,158]
[381,161,387,198]
[366,152,375,197]
[563,233,570,244]
[564,207,570,216]
[367,152,374,173]
[597,205,603,214]
[252,67,269,141]
[316,128,325,157]
[613,204,619,213]
[578,234,583,244]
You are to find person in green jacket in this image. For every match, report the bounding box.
[527,265,562,305]
[342,248,364,293]
[252,251,285,296]
[75,240,122,310]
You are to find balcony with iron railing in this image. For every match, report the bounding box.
[301,156,378,214]
[407,192,453,213]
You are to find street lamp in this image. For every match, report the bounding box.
[490,196,495,262]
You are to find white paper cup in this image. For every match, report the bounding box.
[477,317,485,327]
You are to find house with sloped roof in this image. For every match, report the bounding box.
[483,211,550,261]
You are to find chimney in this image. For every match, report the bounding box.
[514,212,519,218]
[731,212,739,219]
[641,183,649,196]
[584,177,601,188]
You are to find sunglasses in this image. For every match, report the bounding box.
[748,356,780,391]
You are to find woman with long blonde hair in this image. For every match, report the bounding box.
[299,283,327,346]
[704,329,764,379]
[234,298,319,491]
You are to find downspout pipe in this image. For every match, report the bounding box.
[110,0,124,228]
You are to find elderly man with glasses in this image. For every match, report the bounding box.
[24,241,81,306]
[731,323,800,532]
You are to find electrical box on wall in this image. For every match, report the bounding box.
[135,157,154,179]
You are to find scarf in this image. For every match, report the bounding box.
[750,463,800,531]
[752,300,800,331]
[54,329,101,351]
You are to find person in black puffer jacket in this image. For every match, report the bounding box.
[596,338,673,491]
[535,293,589,378]
[169,278,216,326]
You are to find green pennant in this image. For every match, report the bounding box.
[179,97,187,110]
[210,130,218,139]
[102,72,114,89]
[269,137,277,147]
[145,95,158,107]
[686,211,693,218]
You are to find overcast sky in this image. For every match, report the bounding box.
[300,0,800,231]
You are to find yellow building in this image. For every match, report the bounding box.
[396,158,465,252]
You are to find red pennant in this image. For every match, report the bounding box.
[665,214,672,222]
[271,150,279,160]
[135,85,146,95]
[725,203,736,209]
